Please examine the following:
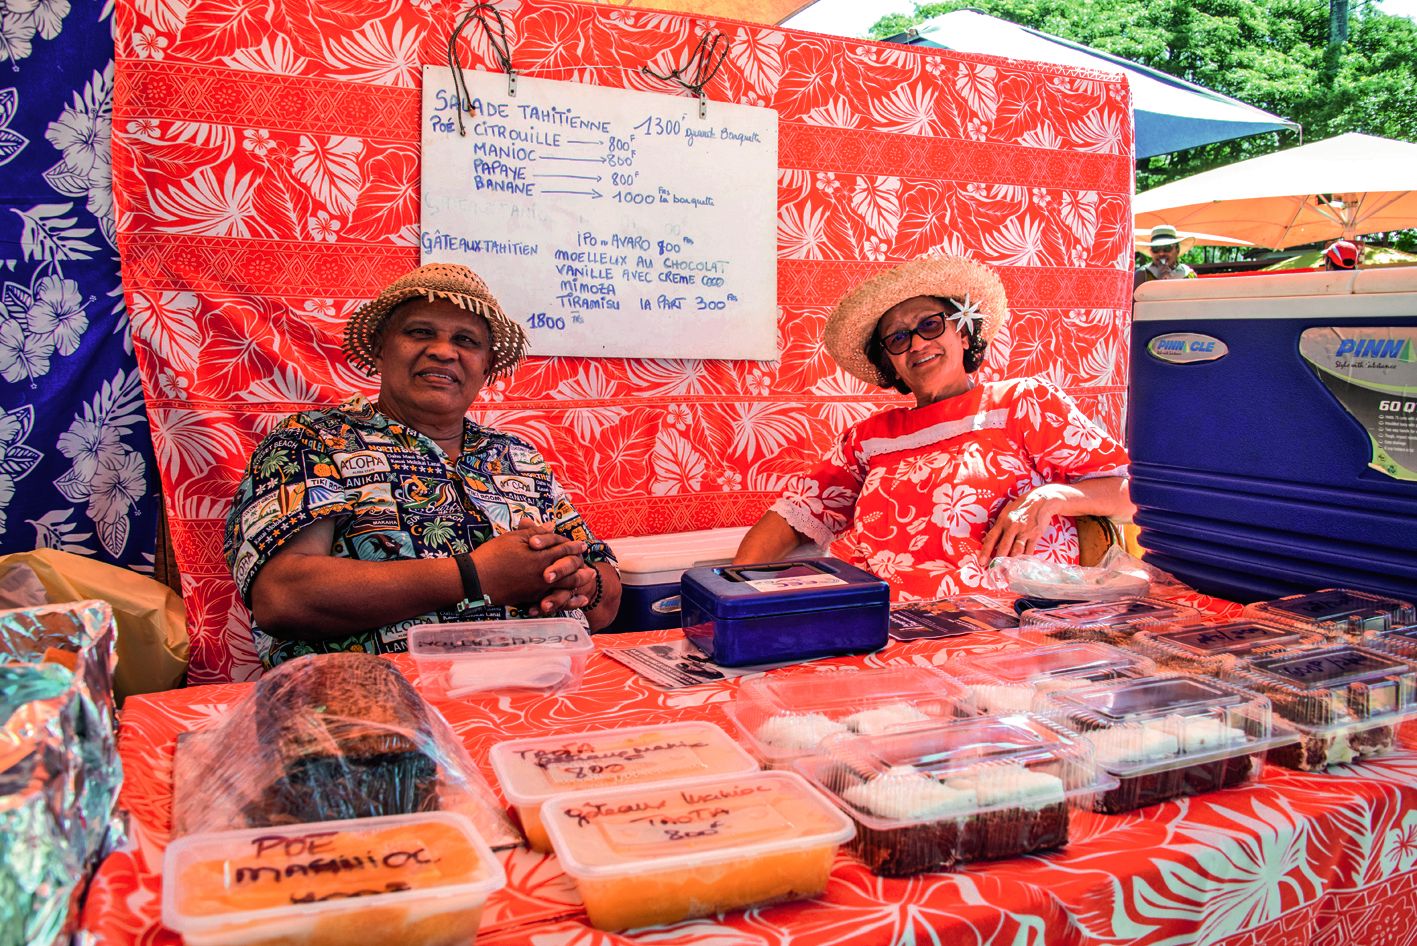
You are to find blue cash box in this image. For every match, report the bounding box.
[679,557,890,666]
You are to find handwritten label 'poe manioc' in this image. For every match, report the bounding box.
[421,67,777,360]
[225,828,448,906]
[1162,623,1295,654]
[520,737,712,786]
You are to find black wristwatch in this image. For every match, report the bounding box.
[454,552,492,609]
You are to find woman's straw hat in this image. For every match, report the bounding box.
[823,254,1008,387]
[343,263,529,378]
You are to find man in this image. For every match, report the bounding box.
[225,263,621,668]
[1134,225,1197,290]
[1324,239,1360,271]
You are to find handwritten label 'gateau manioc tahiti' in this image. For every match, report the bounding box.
[563,782,791,851]
[178,821,484,913]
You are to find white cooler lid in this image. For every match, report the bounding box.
[608,526,750,585]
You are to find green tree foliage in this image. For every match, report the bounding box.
[868,0,1417,193]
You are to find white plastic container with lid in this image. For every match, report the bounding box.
[724,665,974,768]
[540,770,854,931]
[1224,643,1417,770]
[794,713,1116,876]
[408,617,594,699]
[489,721,759,852]
[1039,674,1292,813]
[1131,618,1329,673]
[1243,588,1417,639]
[602,527,750,633]
[162,811,506,946]
[1012,597,1202,646]
[953,641,1157,714]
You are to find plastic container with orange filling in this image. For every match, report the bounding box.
[540,771,853,931]
[162,811,505,946]
[489,721,759,851]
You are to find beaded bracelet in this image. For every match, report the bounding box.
[583,565,604,612]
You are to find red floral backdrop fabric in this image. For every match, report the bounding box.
[111,0,1135,682]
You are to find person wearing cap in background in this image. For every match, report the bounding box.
[224,263,621,668]
[1325,239,1360,271]
[733,253,1134,599]
[1134,224,1197,290]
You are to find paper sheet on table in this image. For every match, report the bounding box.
[604,638,800,689]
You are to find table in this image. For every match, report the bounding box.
[81,611,1417,946]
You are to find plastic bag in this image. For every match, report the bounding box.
[0,601,122,946]
[987,545,1152,601]
[170,652,519,849]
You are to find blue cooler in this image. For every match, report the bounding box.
[1129,269,1417,601]
[679,557,889,666]
[603,527,748,633]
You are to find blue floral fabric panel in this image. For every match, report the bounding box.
[0,1,161,569]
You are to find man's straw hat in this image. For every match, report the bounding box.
[823,254,1008,387]
[343,263,529,379]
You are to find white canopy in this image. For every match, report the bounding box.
[1135,133,1417,248]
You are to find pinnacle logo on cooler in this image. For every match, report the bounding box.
[1146,332,1228,364]
[1335,337,1415,361]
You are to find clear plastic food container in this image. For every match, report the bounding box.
[1244,588,1416,638]
[724,666,974,767]
[540,771,853,931]
[1224,643,1417,771]
[953,642,1157,714]
[1039,674,1288,813]
[1130,619,1329,674]
[1011,597,1202,646]
[794,714,1115,876]
[162,811,505,946]
[1367,623,1417,660]
[409,618,594,699]
[489,721,759,852]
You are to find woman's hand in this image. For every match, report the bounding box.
[979,484,1072,562]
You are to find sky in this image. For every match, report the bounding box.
[782,0,1417,36]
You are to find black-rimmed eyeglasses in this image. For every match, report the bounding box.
[879,312,950,356]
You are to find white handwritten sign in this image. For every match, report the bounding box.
[421,67,778,360]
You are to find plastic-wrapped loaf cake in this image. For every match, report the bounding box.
[1244,588,1416,640]
[953,642,1156,714]
[490,721,759,851]
[540,771,853,930]
[163,811,505,946]
[1012,598,1203,647]
[252,652,442,825]
[1130,619,1329,675]
[794,714,1112,876]
[1224,644,1417,770]
[724,666,974,768]
[1039,674,1286,813]
[172,652,518,848]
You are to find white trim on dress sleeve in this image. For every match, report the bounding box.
[769,497,839,549]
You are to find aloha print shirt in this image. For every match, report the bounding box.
[224,396,614,668]
[770,378,1129,601]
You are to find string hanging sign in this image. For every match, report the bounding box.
[420,65,779,360]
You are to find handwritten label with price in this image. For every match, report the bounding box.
[421,67,778,359]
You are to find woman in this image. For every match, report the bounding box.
[225,263,621,668]
[734,254,1133,600]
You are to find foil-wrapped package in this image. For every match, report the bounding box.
[0,600,122,946]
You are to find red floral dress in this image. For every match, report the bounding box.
[771,378,1130,600]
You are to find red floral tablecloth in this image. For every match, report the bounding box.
[83,613,1417,946]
